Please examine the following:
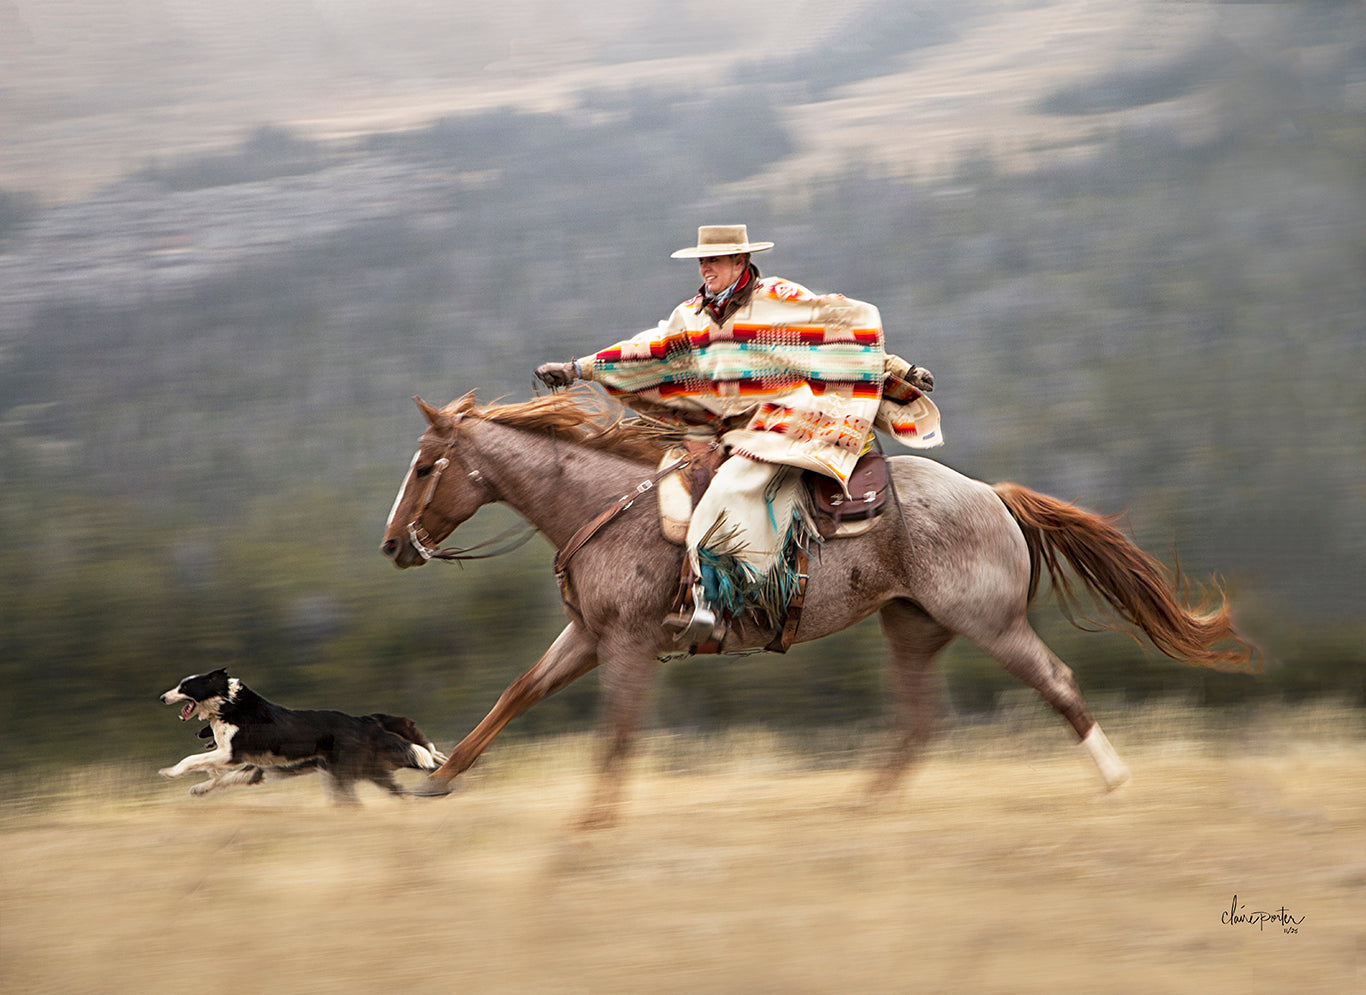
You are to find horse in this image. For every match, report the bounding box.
[380,388,1256,826]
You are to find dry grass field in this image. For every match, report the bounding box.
[2,705,1361,994]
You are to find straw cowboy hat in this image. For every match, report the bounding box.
[670,224,775,259]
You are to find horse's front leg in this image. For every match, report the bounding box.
[576,638,660,831]
[866,599,954,800]
[413,621,599,797]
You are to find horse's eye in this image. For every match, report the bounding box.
[415,465,433,479]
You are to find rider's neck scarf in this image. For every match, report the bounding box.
[695,264,757,325]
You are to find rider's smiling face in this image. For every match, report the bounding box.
[698,254,747,295]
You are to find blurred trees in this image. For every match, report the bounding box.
[0,187,37,241]
[1,3,1364,769]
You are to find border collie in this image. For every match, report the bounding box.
[158,668,447,803]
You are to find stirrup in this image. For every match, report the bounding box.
[665,583,718,645]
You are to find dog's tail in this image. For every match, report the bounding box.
[369,714,448,770]
[406,742,446,770]
[387,738,445,771]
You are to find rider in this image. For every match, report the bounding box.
[535,224,941,643]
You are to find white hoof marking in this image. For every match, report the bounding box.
[1082,724,1131,791]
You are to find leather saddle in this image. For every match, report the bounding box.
[655,447,891,654]
[808,451,891,537]
[657,446,891,544]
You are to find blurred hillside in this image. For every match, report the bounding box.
[1,0,1363,768]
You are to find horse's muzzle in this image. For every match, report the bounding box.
[379,537,425,569]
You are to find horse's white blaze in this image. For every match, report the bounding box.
[386,451,420,528]
[1081,723,1131,790]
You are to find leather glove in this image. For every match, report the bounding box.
[908,365,934,392]
[535,361,578,388]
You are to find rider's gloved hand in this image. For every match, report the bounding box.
[908,365,934,392]
[535,361,578,389]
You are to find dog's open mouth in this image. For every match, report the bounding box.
[179,702,196,721]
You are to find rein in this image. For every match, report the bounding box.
[553,448,703,582]
[409,519,540,562]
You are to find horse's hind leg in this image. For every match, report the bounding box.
[868,599,954,798]
[975,618,1131,790]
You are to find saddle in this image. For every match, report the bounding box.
[658,446,891,544]
[808,451,891,538]
[657,448,893,654]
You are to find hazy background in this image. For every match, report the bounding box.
[2,4,1363,993]
[1,0,1364,770]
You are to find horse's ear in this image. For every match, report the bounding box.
[414,396,442,427]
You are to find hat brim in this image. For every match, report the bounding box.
[670,241,774,259]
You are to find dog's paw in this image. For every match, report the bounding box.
[158,767,180,779]
[188,781,215,797]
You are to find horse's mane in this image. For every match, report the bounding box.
[444,388,674,464]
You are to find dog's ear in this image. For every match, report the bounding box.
[209,667,229,677]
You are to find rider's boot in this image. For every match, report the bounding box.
[664,582,720,645]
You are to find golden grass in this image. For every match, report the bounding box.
[2,705,1362,994]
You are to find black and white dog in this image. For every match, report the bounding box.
[159,668,447,803]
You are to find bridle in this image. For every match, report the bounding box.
[405,413,708,575]
[404,430,538,562]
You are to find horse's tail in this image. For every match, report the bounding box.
[993,482,1260,673]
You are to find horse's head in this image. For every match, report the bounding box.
[380,395,494,568]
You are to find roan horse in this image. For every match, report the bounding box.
[380,389,1256,826]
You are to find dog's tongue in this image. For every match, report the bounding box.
[179,702,195,721]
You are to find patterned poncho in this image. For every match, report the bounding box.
[578,276,942,486]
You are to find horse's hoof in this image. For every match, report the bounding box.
[410,776,455,798]
[1106,771,1132,792]
[1098,773,1132,796]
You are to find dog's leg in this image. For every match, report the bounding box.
[159,747,233,779]
[324,773,361,806]
[371,774,407,797]
[269,758,324,779]
[190,772,224,796]
[190,765,265,796]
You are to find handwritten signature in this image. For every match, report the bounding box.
[1222,895,1305,932]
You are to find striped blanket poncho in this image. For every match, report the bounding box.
[575,275,944,628]
[578,276,942,486]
